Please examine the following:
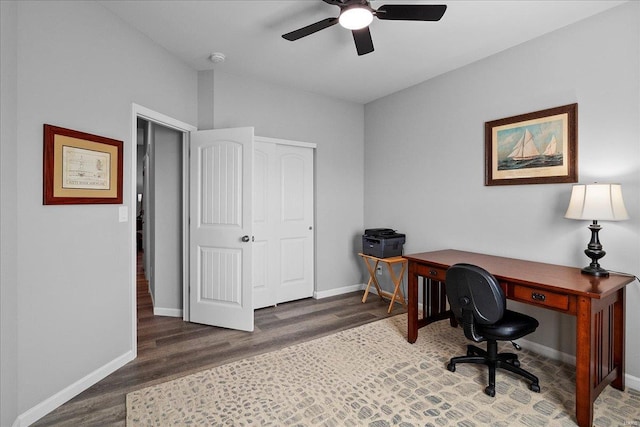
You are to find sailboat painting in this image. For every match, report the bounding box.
[485,103,577,186]
[497,120,564,171]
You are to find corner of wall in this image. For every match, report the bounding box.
[197,70,215,130]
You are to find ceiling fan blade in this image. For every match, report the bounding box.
[352,27,374,56]
[282,17,339,41]
[376,4,447,21]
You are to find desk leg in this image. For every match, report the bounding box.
[575,296,593,427]
[407,265,454,344]
[408,271,418,343]
[612,287,626,391]
[575,289,625,427]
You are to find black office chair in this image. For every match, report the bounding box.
[445,263,541,397]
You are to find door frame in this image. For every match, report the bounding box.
[130,104,196,355]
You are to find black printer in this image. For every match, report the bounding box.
[362,228,406,258]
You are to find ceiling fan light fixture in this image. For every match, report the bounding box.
[339,6,373,30]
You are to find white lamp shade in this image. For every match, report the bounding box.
[339,7,373,30]
[565,183,629,221]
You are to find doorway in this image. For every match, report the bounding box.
[130,104,196,355]
[136,118,186,317]
[129,106,316,345]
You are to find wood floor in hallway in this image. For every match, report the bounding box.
[32,253,405,426]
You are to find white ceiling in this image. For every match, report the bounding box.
[100,0,625,104]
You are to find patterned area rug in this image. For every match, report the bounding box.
[126,315,640,426]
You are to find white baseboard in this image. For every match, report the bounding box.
[626,373,640,392]
[148,283,155,307]
[153,307,183,317]
[13,350,135,427]
[516,338,640,392]
[516,337,576,366]
[314,283,366,299]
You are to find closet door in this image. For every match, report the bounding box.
[277,144,314,303]
[253,138,314,309]
[252,142,277,309]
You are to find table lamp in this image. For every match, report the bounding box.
[565,183,629,276]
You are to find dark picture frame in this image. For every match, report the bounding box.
[485,103,578,186]
[43,124,123,205]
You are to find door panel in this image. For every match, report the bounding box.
[199,142,242,225]
[199,247,241,302]
[281,237,306,282]
[189,127,254,331]
[281,155,305,220]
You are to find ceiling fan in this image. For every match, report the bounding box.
[282,0,447,56]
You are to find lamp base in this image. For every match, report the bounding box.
[581,221,609,277]
[581,265,610,277]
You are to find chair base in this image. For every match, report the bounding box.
[446,342,540,397]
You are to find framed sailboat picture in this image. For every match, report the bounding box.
[485,103,577,185]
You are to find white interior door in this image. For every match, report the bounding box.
[252,142,277,309]
[189,127,254,331]
[277,144,314,303]
[253,138,314,309]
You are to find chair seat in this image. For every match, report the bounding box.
[477,309,539,341]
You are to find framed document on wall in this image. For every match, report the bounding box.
[43,124,123,205]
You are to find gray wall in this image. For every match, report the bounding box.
[1,1,19,426]
[1,1,197,424]
[211,71,365,293]
[364,2,639,376]
[152,124,183,312]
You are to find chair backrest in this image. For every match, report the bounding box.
[445,263,506,327]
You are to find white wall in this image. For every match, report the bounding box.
[364,2,639,378]
[211,71,365,293]
[5,1,198,424]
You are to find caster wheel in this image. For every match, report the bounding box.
[447,363,456,372]
[530,383,541,393]
[512,359,520,367]
[484,386,496,397]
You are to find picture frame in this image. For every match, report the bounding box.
[485,103,577,186]
[43,124,123,205]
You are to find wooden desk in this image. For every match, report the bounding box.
[359,253,407,313]
[404,249,634,427]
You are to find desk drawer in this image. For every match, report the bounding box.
[423,267,447,281]
[512,285,569,311]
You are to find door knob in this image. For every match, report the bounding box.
[241,235,250,242]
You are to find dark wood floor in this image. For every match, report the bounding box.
[32,253,404,426]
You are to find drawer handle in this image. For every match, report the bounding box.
[429,269,438,277]
[531,292,546,302]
